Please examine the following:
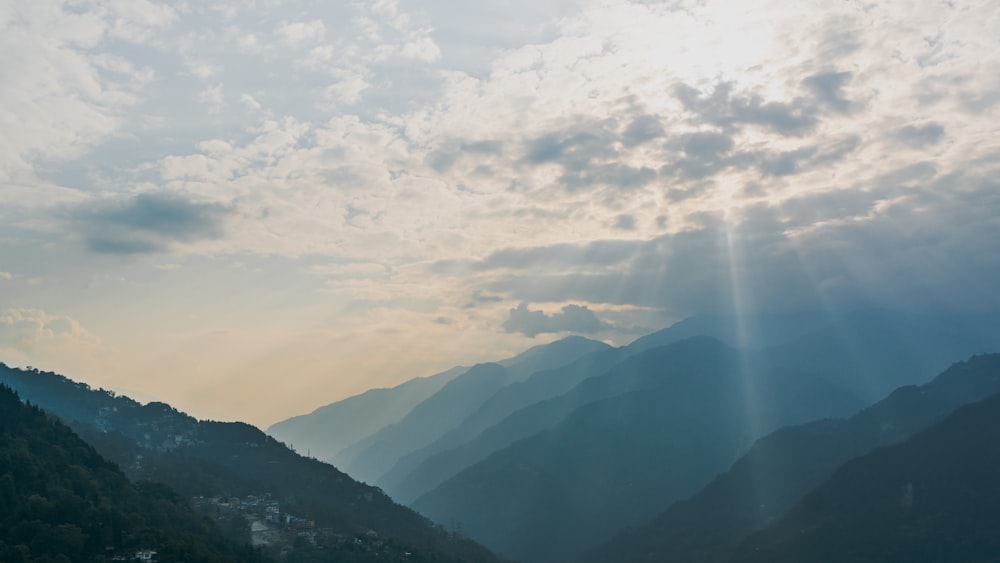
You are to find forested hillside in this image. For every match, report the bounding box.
[0,384,264,562]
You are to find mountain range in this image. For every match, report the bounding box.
[268,309,1000,562]
[580,352,1000,562]
[732,388,1000,562]
[5,308,1000,562]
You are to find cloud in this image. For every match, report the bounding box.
[613,214,636,231]
[463,290,505,308]
[275,20,327,45]
[893,122,945,149]
[0,309,112,373]
[1,0,999,413]
[802,70,854,114]
[474,239,639,272]
[621,114,665,147]
[674,82,820,137]
[66,192,232,255]
[470,160,1000,317]
[0,272,12,281]
[520,118,659,191]
[523,121,618,170]
[502,302,612,337]
[660,130,737,180]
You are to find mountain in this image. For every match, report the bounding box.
[731,390,1000,563]
[267,364,467,466]
[340,335,611,484]
[0,383,263,562]
[412,337,862,563]
[383,310,998,504]
[380,315,827,503]
[579,353,1000,563]
[379,345,634,503]
[0,363,504,563]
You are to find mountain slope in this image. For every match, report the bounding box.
[266,364,466,466]
[380,346,632,502]
[412,337,862,563]
[341,336,611,484]
[0,363,503,563]
[381,315,829,503]
[390,310,998,505]
[579,353,1000,563]
[0,384,262,563]
[732,390,1000,563]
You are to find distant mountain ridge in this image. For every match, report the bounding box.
[339,335,611,484]
[732,388,1000,562]
[267,364,467,465]
[412,336,864,563]
[384,310,998,508]
[378,315,834,502]
[580,353,1000,563]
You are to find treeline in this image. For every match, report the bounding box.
[0,383,267,563]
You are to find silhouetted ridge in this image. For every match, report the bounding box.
[732,389,1000,562]
[580,353,1000,563]
[414,336,861,563]
[340,335,610,485]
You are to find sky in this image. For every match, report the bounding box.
[2,0,999,427]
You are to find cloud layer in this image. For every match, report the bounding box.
[2,0,999,423]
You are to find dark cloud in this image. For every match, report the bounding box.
[621,114,665,147]
[757,147,819,176]
[67,192,231,255]
[521,118,660,191]
[661,131,859,181]
[462,140,503,154]
[872,161,939,192]
[523,121,618,170]
[893,122,945,149]
[561,163,657,191]
[425,150,458,173]
[502,302,612,337]
[675,82,820,136]
[675,131,735,159]
[425,139,504,173]
[810,134,863,167]
[803,71,854,114]
[462,289,505,308]
[779,187,885,227]
[660,130,736,180]
[665,182,712,201]
[470,165,1000,318]
[613,214,636,230]
[478,238,638,270]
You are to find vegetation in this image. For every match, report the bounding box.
[0,364,502,563]
[580,353,1000,562]
[0,383,264,562]
[732,391,1000,562]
